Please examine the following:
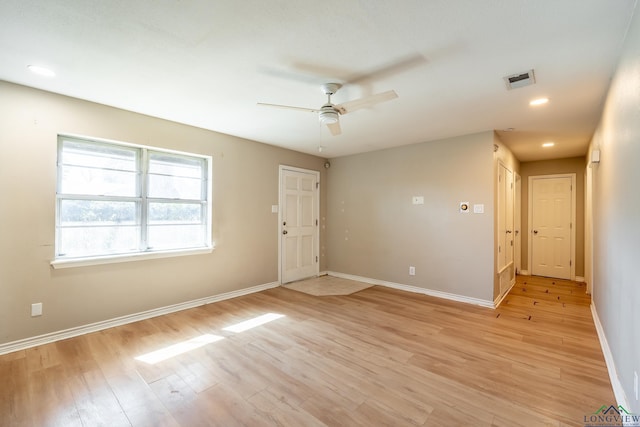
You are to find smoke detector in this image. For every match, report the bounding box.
[504,69,536,90]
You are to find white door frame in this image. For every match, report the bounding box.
[515,173,522,274]
[527,173,576,280]
[278,165,320,284]
[585,164,594,294]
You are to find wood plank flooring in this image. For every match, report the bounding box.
[0,275,617,426]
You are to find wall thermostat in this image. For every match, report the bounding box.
[459,202,470,213]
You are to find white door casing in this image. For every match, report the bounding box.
[497,163,515,295]
[279,166,319,284]
[528,175,575,280]
[515,173,522,274]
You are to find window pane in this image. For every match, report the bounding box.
[60,200,137,226]
[148,175,202,199]
[60,139,139,197]
[147,224,205,249]
[58,226,140,257]
[60,166,138,196]
[147,152,204,199]
[148,152,203,178]
[148,202,202,224]
[61,140,137,171]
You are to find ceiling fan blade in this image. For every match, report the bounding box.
[327,121,342,136]
[335,90,398,115]
[256,102,319,113]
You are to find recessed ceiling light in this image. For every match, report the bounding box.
[27,65,55,77]
[542,142,555,147]
[530,97,549,106]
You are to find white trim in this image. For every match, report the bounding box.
[515,173,522,274]
[527,174,576,280]
[497,261,513,275]
[327,272,495,308]
[590,303,630,411]
[0,281,278,356]
[51,246,214,269]
[520,270,530,276]
[575,276,585,283]
[494,276,517,308]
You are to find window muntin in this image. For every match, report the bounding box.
[56,136,211,260]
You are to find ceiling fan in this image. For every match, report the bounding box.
[257,83,398,136]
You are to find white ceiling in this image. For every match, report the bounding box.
[0,1,636,161]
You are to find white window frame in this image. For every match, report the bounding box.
[51,134,213,269]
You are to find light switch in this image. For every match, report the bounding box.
[31,303,42,317]
[412,196,424,205]
[271,205,278,213]
[473,204,484,214]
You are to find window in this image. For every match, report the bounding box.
[54,135,212,265]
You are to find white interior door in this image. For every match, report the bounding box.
[497,163,514,295]
[280,166,319,284]
[530,176,573,279]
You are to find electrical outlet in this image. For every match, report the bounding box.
[409,266,415,276]
[31,303,42,317]
[634,371,638,401]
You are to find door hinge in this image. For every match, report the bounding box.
[316,219,318,226]
[316,182,319,189]
[570,222,572,229]
[570,260,572,266]
[499,245,501,253]
[316,256,318,263]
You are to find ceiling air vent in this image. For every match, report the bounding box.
[504,69,536,90]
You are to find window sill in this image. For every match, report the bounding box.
[50,246,214,269]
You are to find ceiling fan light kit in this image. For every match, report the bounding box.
[319,107,339,124]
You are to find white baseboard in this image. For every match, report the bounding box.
[327,271,495,308]
[575,276,585,283]
[0,281,279,356]
[590,302,630,411]
[519,270,530,276]
[494,277,517,308]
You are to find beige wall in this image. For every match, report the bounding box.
[588,5,640,412]
[0,81,327,345]
[519,157,586,277]
[326,131,495,302]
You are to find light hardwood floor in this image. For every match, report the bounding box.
[1,275,617,426]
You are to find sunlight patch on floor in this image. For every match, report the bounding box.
[135,333,224,364]
[222,313,285,333]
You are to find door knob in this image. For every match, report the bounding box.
[282,230,288,235]
[506,230,512,234]
[533,230,538,234]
